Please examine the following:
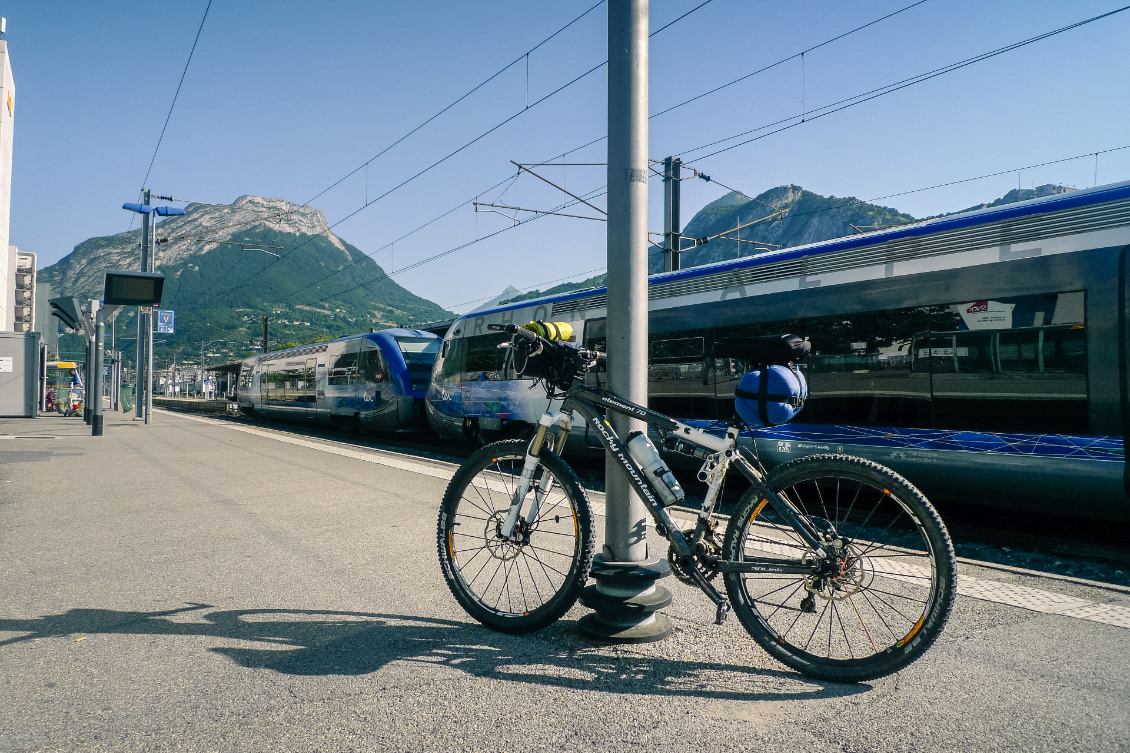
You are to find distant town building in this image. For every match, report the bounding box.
[0,33,15,331]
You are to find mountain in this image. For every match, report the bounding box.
[38,196,453,363]
[492,183,1074,304]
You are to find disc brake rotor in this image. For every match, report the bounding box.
[805,543,869,600]
[484,511,522,561]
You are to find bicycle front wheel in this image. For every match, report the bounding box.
[722,454,956,682]
[437,439,595,634]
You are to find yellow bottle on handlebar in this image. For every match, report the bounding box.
[522,321,573,342]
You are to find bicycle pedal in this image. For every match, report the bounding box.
[714,601,731,625]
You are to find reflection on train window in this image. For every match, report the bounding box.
[398,337,441,392]
[435,338,466,384]
[711,290,1087,434]
[328,350,358,385]
[464,333,510,381]
[647,328,712,419]
[397,337,441,365]
[582,318,607,374]
[361,345,387,383]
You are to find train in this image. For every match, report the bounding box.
[425,180,1130,522]
[236,328,440,432]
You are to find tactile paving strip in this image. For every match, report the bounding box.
[168,410,1130,631]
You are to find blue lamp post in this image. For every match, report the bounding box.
[122,191,185,424]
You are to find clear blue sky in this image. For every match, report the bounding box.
[6,0,1130,313]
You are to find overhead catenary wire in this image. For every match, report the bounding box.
[681,5,1130,161]
[445,265,609,310]
[203,0,719,307]
[453,143,1130,311]
[305,187,610,308]
[128,0,213,231]
[300,0,606,209]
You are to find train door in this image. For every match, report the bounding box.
[314,360,326,411]
[305,357,318,417]
[261,364,270,410]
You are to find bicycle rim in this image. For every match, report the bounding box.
[724,455,954,681]
[438,440,593,632]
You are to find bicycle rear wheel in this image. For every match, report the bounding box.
[722,454,956,682]
[437,439,595,633]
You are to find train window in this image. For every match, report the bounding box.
[329,340,360,386]
[464,332,510,381]
[647,328,712,419]
[360,344,388,383]
[397,337,441,392]
[396,337,441,365]
[582,318,607,376]
[435,337,466,384]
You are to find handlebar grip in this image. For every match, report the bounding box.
[511,327,538,344]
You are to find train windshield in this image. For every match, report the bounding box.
[396,337,442,366]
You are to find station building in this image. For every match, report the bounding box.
[0,33,14,332]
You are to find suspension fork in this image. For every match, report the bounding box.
[500,411,570,539]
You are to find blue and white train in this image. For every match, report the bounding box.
[237,328,440,432]
[427,181,1130,521]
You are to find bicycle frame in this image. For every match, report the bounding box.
[499,382,829,582]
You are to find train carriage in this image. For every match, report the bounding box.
[238,328,440,432]
[427,180,1130,521]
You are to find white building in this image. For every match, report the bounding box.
[0,34,15,331]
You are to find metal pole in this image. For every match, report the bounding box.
[111,318,117,410]
[136,189,150,419]
[663,156,682,272]
[604,0,650,565]
[92,312,104,436]
[84,335,93,424]
[145,210,155,424]
[262,316,269,353]
[579,0,672,644]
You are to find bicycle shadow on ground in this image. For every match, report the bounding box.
[0,604,865,702]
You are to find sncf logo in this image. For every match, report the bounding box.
[966,301,989,313]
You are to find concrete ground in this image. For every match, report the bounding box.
[1,407,1128,752]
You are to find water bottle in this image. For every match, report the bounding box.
[626,431,685,507]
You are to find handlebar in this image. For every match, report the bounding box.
[487,322,605,362]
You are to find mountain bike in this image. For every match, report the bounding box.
[436,324,956,682]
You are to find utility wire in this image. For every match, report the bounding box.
[445,265,608,310]
[129,0,213,231]
[280,173,519,303]
[510,0,933,172]
[683,5,1130,161]
[202,0,717,306]
[301,0,606,208]
[455,144,1130,310]
[308,188,610,308]
[651,0,929,120]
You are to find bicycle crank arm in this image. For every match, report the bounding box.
[681,555,731,625]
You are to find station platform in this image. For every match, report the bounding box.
[1,407,1128,752]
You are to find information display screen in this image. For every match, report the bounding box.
[103,271,165,306]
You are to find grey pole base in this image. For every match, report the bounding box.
[578,554,674,644]
[92,415,103,437]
